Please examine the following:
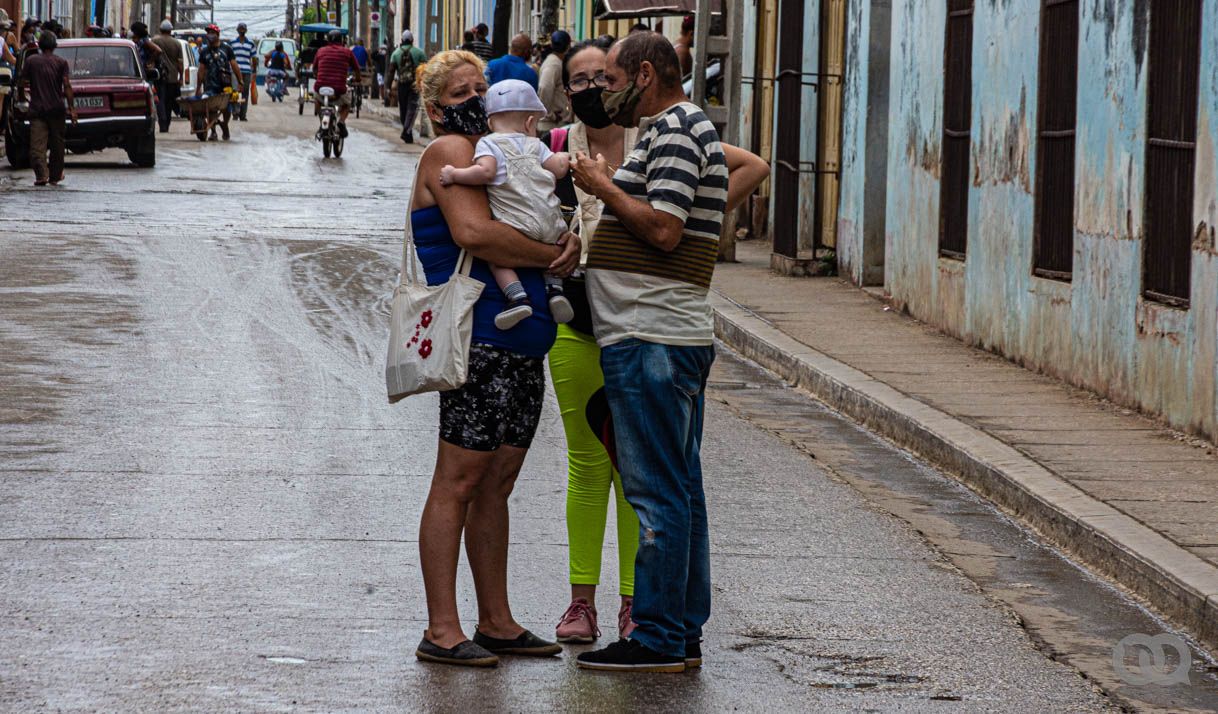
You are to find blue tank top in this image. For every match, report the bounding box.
[411,205,556,359]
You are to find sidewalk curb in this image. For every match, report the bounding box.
[710,290,1218,652]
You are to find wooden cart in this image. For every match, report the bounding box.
[178,93,230,142]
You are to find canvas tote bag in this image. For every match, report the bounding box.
[385,194,484,403]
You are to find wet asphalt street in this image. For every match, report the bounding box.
[1,97,1214,712]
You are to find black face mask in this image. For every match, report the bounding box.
[439,95,489,135]
[569,87,613,129]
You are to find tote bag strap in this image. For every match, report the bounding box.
[402,148,475,287]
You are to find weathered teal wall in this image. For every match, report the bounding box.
[838,0,1218,440]
[838,0,870,284]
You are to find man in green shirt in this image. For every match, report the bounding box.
[388,30,427,144]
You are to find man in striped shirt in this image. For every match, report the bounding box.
[228,23,256,120]
[572,30,728,673]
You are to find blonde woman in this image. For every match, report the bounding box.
[408,50,581,667]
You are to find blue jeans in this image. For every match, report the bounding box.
[600,338,715,657]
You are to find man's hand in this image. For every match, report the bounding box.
[69,108,79,126]
[572,151,614,197]
[548,232,581,277]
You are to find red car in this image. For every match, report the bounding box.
[3,38,157,168]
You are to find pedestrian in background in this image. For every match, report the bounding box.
[470,22,493,61]
[484,33,536,89]
[674,15,694,77]
[371,43,386,99]
[229,23,256,120]
[0,10,17,143]
[459,29,475,53]
[388,30,426,143]
[19,30,77,186]
[196,23,241,140]
[152,20,184,132]
[536,29,571,131]
[407,49,579,668]
[572,30,728,673]
[351,37,368,72]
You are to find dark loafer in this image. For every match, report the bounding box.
[473,628,562,657]
[415,637,499,667]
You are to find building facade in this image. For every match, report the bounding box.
[837,1,1218,441]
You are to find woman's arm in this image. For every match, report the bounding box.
[420,136,580,274]
[722,143,771,213]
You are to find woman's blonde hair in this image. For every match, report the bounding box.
[416,49,485,105]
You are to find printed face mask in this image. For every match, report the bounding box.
[570,86,613,129]
[439,94,489,135]
[600,76,643,127]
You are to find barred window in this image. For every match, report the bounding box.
[939,0,974,259]
[1032,0,1079,280]
[1143,0,1202,307]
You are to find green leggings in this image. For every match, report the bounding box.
[548,325,639,596]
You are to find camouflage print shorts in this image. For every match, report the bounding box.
[439,343,545,451]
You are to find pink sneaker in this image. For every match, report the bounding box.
[556,598,600,643]
[618,597,637,639]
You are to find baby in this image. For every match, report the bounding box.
[439,79,574,330]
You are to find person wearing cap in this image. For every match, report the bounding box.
[228,22,256,120]
[388,30,426,143]
[470,22,493,61]
[537,29,572,131]
[438,78,574,329]
[196,23,242,140]
[485,33,536,90]
[152,19,184,131]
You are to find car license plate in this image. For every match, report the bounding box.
[74,96,104,109]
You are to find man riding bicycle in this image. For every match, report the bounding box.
[312,30,360,138]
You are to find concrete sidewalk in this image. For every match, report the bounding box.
[711,239,1218,654]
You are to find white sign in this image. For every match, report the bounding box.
[326,11,337,23]
[369,11,379,21]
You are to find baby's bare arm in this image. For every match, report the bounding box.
[542,152,571,180]
[439,156,498,186]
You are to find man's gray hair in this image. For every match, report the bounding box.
[612,30,682,89]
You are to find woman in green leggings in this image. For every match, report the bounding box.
[548,38,773,643]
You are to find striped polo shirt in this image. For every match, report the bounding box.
[586,102,728,347]
[229,36,256,74]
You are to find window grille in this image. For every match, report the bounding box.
[1032,0,1079,280]
[939,0,974,260]
[1143,0,1202,307]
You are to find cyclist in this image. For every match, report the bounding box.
[312,30,359,137]
[264,41,292,102]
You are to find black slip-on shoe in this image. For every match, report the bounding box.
[415,637,499,667]
[576,638,685,673]
[685,641,702,668]
[473,628,562,657]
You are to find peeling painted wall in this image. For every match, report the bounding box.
[838,0,870,283]
[838,0,1218,441]
[839,0,890,286]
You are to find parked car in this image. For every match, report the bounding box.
[178,38,199,97]
[3,38,157,168]
[256,37,297,86]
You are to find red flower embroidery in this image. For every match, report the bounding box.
[419,339,433,359]
[421,310,434,328]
